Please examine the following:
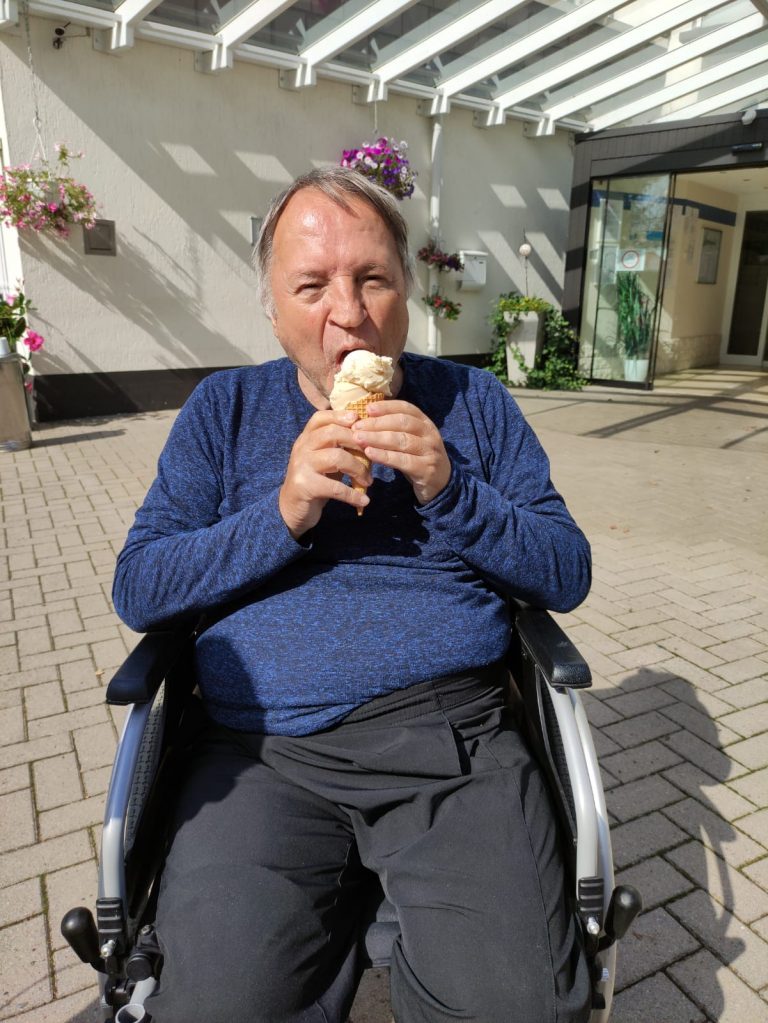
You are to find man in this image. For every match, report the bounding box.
[113,166,592,1023]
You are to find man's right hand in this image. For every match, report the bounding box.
[279,410,372,540]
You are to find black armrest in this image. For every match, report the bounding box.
[106,629,195,706]
[514,606,592,690]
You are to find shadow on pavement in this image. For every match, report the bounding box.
[31,430,127,447]
[605,667,744,1023]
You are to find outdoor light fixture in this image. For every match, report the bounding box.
[741,107,757,126]
[52,22,88,47]
[518,240,532,295]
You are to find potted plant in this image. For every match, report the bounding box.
[0,143,98,239]
[340,137,416,200]
[423,291,461,320]
[615,272,654,382]
[416,241,463,273]
[495,293,549,384]
[0,290,45,418]
[487,293,585,390]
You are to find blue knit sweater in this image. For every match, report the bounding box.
[113,353,590,735]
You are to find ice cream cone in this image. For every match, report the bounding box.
[346,392,384,516]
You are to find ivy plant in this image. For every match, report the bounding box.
[486,292,587,392]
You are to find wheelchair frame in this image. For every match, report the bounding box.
[62,603,641,1023]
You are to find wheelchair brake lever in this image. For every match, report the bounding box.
[61,907,106,972]
[599,884,643,949]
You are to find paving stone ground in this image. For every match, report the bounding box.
[1,366,766,1023]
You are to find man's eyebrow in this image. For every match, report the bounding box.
[286,270,326,283]
[357,262,392,275]
[287,263,391,281]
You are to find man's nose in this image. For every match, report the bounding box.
[327,279,367,328]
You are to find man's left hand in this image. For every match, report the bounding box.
[351,400,451,505]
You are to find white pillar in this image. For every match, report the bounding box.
[426,117,443,357]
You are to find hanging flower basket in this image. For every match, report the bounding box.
[423,291,461,321]
[0,289,46,390]
[340,137,416,200]
[0,143,97,239]
[416,241,464,273]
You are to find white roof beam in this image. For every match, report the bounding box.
[26,0,119,28]
[590,38,768,129]
[491,0,733,123]
[371,0,526,111]
[654,70,768,120]
[0,0,17,27]
[293,0,418,89]
[92,0,164,52]
[197,0,295,73]
[435,0,630,121]
[542,10,765,125]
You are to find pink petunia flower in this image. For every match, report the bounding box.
[25,330,45,352]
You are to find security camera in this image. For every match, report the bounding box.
[52,23,69,48]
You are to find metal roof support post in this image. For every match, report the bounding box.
[426,116,443,358]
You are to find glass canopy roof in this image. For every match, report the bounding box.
[16,0,768,130]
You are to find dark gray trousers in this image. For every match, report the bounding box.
[146,669,591,1023]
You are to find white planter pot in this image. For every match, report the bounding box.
[504,311,544,385]
[623,358,649,383]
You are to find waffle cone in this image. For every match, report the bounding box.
[346,392,385,516]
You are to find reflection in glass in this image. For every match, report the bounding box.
[580,175,670,385]
[59,0,118,9]
[149,0,219,33]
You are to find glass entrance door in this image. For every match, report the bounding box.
[579,174,672,386]
[726,210,768,364]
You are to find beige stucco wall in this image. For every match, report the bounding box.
[0,16,575,379]
[657,179,736,374]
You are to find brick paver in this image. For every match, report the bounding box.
[0,367,766,1022]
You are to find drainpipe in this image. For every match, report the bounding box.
[426,116,443,357]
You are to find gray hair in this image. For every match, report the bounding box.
[255,166,415,316]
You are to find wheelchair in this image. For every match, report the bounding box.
[62,601,642,1023]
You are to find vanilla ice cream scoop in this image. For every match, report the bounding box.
[329,350,394,410]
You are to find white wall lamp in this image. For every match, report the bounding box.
[518,240,532,296]
[741,107,757,126]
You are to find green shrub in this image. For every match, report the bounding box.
[486,292,586,391]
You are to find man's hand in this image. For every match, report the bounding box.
[351,400,451,505]
[279,410,372,539]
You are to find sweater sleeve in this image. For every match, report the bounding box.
[112,378,309,632]
[418,375,591,613]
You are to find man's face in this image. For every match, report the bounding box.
[268,188,409,407]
